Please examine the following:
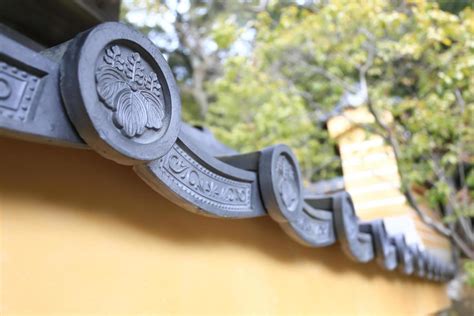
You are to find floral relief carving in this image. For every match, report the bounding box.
[96,45,164,138]
[276,155,299,212]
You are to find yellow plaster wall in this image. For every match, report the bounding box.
[0,137,449,315]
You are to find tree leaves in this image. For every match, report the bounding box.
[203,2,474,246]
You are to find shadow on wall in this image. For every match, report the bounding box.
[0,136,427,284]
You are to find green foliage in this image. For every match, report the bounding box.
[206,56,340,181]
[121,0,268,121]
[465,260,474,287]
[123,0,474,254]
[211,18,240,50]
[207,0,474,215]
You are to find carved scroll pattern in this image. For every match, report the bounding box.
[293,214,333,244]
[158,144,252,211]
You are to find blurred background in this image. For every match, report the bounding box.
[120,0,473,280]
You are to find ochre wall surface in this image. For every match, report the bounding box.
[0,137,449,315]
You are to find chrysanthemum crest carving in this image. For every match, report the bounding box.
[96,45,165,138]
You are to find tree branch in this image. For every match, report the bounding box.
[431,153,474,244]
[357,28,376,76]
[366,95,474,259]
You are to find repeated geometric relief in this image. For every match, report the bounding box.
[0,60,40,121]
[157,144,252,212]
